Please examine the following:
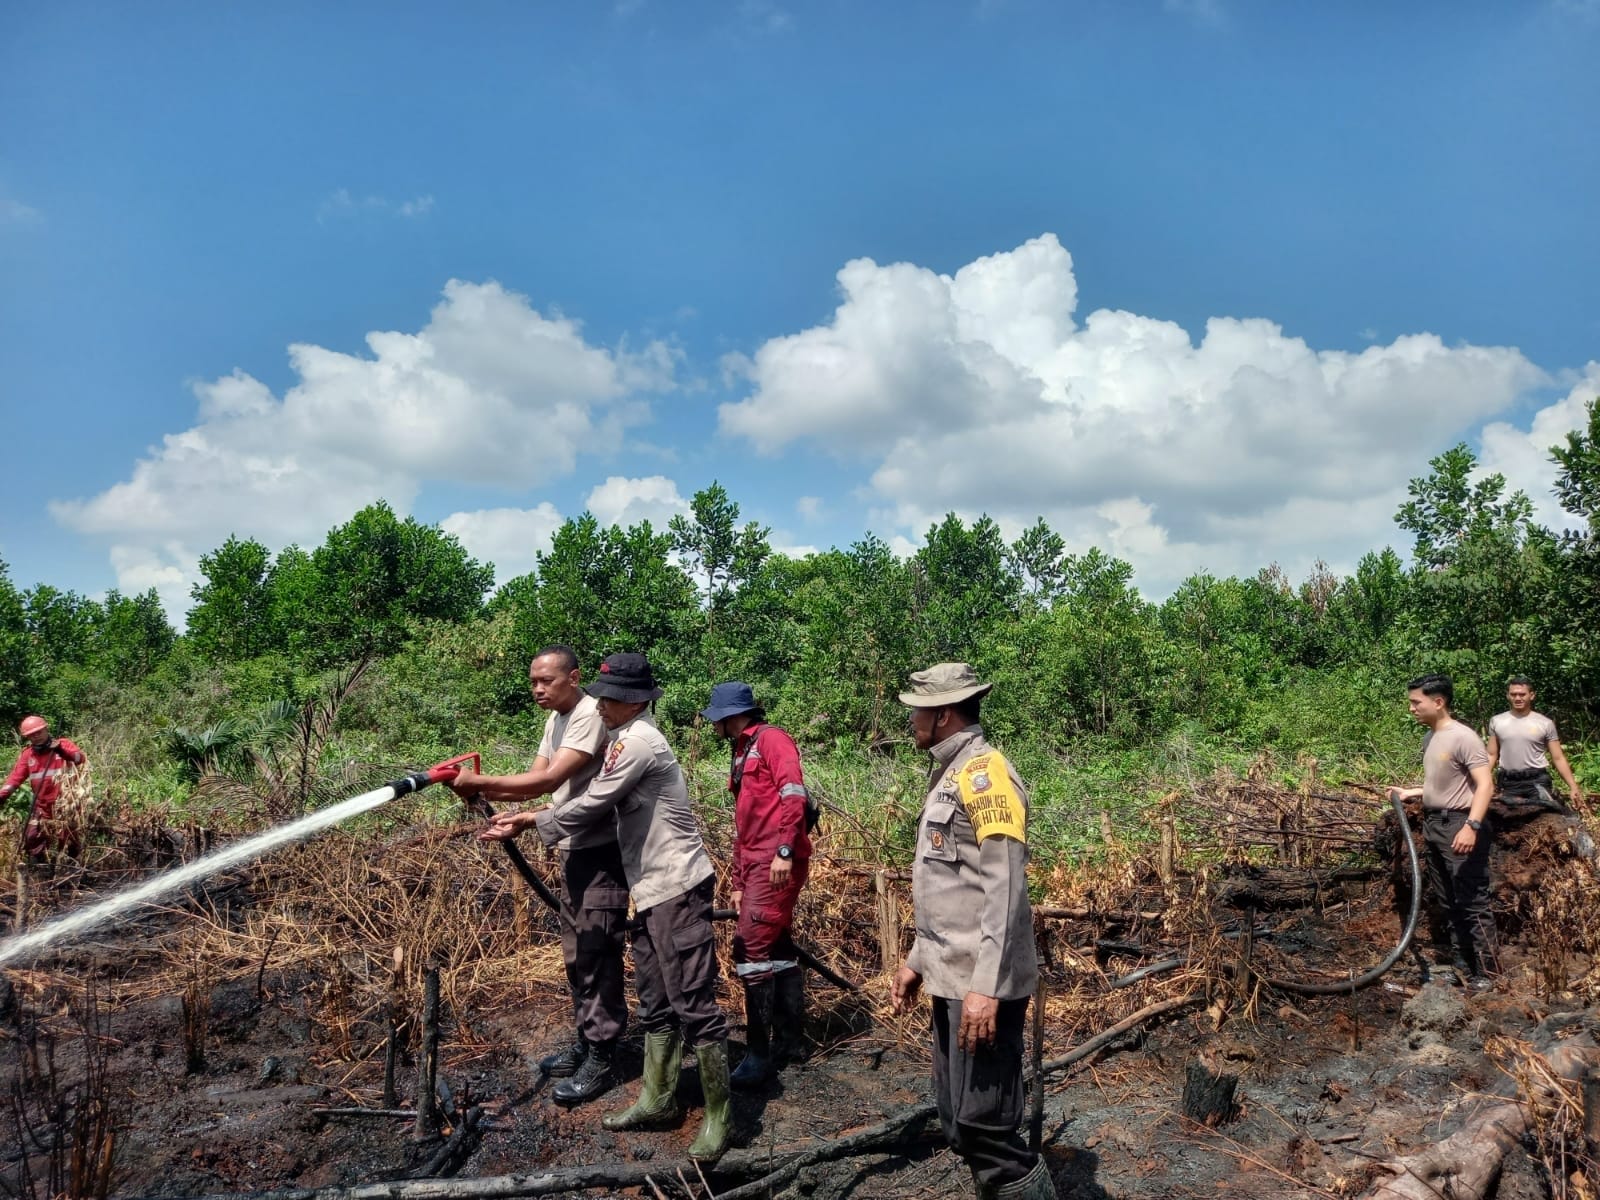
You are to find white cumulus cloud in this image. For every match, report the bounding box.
[441,503,565,585]
[721,233,1548,594]
[52,279,677,618]
[584,475,691,530]
[1479,362,1600,535]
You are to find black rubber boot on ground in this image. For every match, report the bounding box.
[553,1039,616,1104]
[731,979,774,1090]
[539,1038,588,1078]
[772,968,807,1065]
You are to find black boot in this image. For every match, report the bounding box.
[539,1037,588,1078]
[772,968,807,1066]
[730,979,774,1089]
[553,1039,615,1105]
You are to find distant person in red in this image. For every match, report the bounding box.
[0,716,87,861]
[702,682,816,1089]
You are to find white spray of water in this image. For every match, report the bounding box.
[0,784,401,969]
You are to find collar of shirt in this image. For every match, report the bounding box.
[929,725,984,768]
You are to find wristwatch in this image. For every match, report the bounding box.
[776,844,793,860]
[1466,818,1484,832]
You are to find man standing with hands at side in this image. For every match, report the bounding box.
[1391,673,1498,989]
[702,681,814,1088]
[458,646,629,1105]
[890,664,1053,1200]
[1488,676,1586,812]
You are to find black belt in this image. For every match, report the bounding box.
[1497,767,1549,783]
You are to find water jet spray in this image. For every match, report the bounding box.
[0,753,481,969]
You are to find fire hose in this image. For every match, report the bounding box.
[1090,789,1425,996]
[455,777,859,994]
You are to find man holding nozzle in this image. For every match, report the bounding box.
[702,681,814,1088]
[456,646,628,1105]
[487,652,734,1162]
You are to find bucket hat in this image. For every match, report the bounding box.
[587,652,664,703]
[897,662,993,708]
[700,682,762,723]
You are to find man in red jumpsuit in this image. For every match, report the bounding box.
[702,682,815,1089]
[0,716,87,861]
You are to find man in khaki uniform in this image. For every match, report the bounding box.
[1487,676,1586,812]
[467,646,628,1105]
[890,664,1053,1200]
[1391,673,1497,988]
[520,653,734,1162]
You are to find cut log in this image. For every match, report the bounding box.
[1363,1034,1600,1200]
[1181,1060,1238,1128]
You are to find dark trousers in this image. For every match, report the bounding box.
[1498,768,1555,805]
[632,877,729,1048]
[559,844,630,1045]
[1421,809,1497,974]
[931,995,1037,1189]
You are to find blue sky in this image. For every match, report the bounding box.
[3,0,1597,618]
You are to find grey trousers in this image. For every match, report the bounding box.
[559,844,630,1045]
[931,995,1038,1189]
[632,877,730,1048]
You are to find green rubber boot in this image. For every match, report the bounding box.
[687,1039,732,1162]
[602,1030,682,1130]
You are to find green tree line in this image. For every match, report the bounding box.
[3,399,1597,815]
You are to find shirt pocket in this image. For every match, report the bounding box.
[921,798,959,864]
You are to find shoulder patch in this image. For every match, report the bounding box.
[957,752,1025,843]
[603,740,627,774]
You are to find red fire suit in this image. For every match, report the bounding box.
[1,738,86,858]
[728,723,812,978]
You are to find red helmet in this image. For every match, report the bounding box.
[18,715,47,738]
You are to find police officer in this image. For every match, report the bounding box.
[521,653,734,1162]
[702,681,814,1088]
[890,664,1053,1200]
[468,646,628,1105]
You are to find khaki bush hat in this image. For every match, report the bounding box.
[897,662,994,708]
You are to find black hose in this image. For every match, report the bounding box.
[1251,789,1423,995]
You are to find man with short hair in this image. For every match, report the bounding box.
[890,664,1053,1200]
[1487,677,1586,812]
[493,652,733,1162]
[1391,673,1498,989]
[0,716,87,862]
[701,681,814,1089]
[459,647,627,1105]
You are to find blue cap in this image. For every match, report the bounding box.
[701,681,761,723]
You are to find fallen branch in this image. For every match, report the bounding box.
[1362,1032,1600,1200]
[145,996,1197,1200]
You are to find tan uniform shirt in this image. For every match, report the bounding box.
[538,693,614,851]
[905,725,1039,1002]
[535,712,713,912]
[1421,720,1490,811]
[1488,711,1560,773]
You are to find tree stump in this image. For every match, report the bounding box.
[412,965,442,1142]
[1182,1059,1239,1127]
[874,871,900,973]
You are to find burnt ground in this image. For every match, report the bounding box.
[3,926,1591,1200]
[2,796,1597,1200]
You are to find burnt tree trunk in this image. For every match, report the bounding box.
[1182,1060,1239,1128]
